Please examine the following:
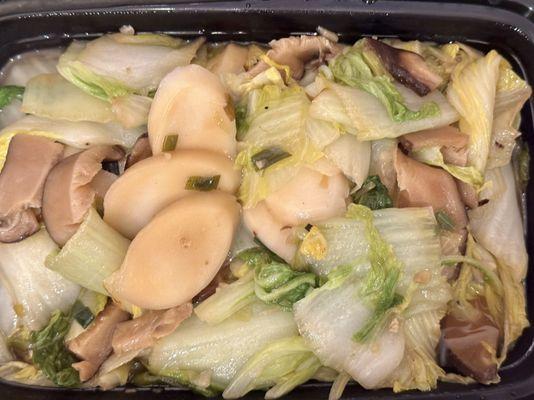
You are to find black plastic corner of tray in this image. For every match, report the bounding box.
[0,1,534,399]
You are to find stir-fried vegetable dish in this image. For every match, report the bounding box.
[0,25,530,398]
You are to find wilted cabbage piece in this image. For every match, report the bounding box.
[323,134,371,188]
[310,81,459,141]
[148,303,298,392]
[236,81,322,207]
[46,208,130,295]
[468,164,528,282]
[295,205,450,392]
[195,246,316,325]
[22,73,114,123]
[223,336,321,399]
[31,310,80,387]
[487,61,532,169]
[447,50,502,173]
[0,230,80,332]
[57,34,204,101]
[0,115,144,170]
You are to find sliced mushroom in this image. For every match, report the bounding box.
[0,135,63,243]
[91,170,118,200]
[395,149,467,232]
[148,64,237,158]
[104,149,240,239]
[400,126,478,208]
[441,145,469,167]
[456,180,478,209]
[67,302,129,381]
[401,126,468,167]
[400,126,469,153]
[264,166,350,226]
[111,302,192,355]
[206,43,249,75]
[105,191,240,310]
[366,38,443,96]
[440,297,500,384]
[248,35,342,80]
[125,133,151,169]
[42,145,124,246]
[243,201,298,264]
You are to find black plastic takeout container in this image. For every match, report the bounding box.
[1,0,534,398]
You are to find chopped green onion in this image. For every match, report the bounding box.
[435,210,455,231]
[352,175,393,210]
[185,175,220,191]
[30,311,80,387]
[251,147,291,171]
[162,134,178,152]
[71,300,94,329]
[0,85,24,109]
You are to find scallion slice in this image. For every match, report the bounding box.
[162,134,178,152]
[185,175,221,191]
[435,210,455,232]
[251,147,291,171]
[71,300,94,329]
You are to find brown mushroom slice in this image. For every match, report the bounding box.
[399,126,469,153]
[243,201,298,264]
[111,302,192,355]
[440,297,500,384]
[248,35,342,80]
[264,166,350,226]
[91,170,118,200]
[67,302,129,381]
[366,38,443,96]
[206,43,249,75]
[400,126,478,208]
[0,135,64,243]
[401,126,469,166]
[125,133,151,169]
[148,65,237,158]
[395,149,467,231]
[441,145,469,167]
[456,180,478,209]
[104,149,240,239]
[105,191,240,310]
[42,145,124,246]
